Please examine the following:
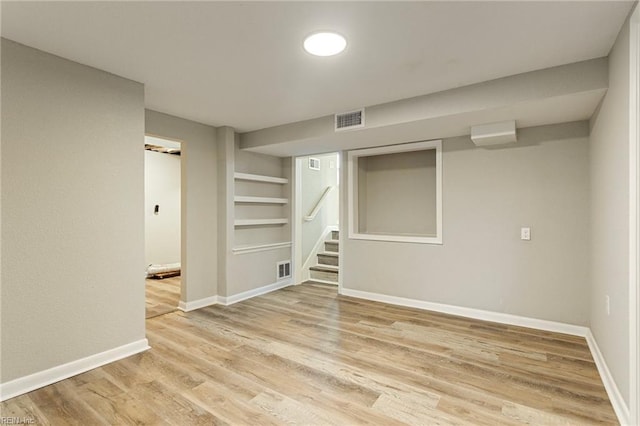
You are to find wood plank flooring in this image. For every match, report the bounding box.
[1,282,618,425]
[145,276,180,319]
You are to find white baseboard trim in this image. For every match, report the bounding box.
[585,330,630,425]
[219,279,293,306]
[340,288,588,337]
[0,338,149,402]
[178,295,219,312]
[178,280,294,312]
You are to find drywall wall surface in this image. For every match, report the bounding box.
[145,110,217,303]
[216,127,235,297]
[358,150,436,236]
[240,58,607,157]
[342,121,590,326]
[301,153,339,263]
[1,39,145,382]
[589,16,631,406]
[145,150,181,266]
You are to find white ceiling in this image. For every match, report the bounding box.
[1,1,634,133]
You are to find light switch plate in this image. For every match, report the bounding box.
[521,227,531,241]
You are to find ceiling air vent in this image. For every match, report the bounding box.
[335,109,365,131]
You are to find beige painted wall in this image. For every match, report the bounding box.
[342,121,590,326]
[145,110,218,303]
[1,39,145,382]
[144,150,181,266]
[358,150,436,236]
[589,14,632,406]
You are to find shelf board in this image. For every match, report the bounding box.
[234,218,288,227]
[234,196,288,204]
[234,172,288,184]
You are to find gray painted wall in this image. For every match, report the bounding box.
[342,121,590,326]
[358,150,436,236]
[589,15,632,406]
[1,39,145,382]
[145,110,218,304]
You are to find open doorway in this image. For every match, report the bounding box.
[294,153,340,286]
[144,135,182,318]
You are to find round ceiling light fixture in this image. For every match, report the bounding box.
[303,32,347,57]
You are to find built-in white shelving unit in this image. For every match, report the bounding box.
[233,172,289,230]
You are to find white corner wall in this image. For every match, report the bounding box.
[145,110,218,304]
[342,121,590,326]
[1,39,146,385]
[144,150,181,266]
[589,11,633,410]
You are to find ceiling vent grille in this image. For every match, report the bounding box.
[335,109,365,131]
[309,158,320,170]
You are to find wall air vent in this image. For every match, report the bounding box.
[309,157,321,170]
[335,109,365,131]
[277,260,291,280]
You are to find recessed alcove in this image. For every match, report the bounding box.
[347,140,442,244]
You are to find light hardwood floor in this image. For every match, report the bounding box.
[1,282,617,425]
[145,276,180,319]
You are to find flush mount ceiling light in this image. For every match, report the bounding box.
[304,32,347,56]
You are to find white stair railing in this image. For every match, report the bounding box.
[304,186,334,222]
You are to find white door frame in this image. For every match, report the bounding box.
[630,5,639,425]
[145,133,185,306]
[293,156,304,285]
[291,153,342,288]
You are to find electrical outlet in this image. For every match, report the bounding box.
[520,227,531,241]
[606,295,610,316]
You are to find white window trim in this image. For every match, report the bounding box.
[347,140,443,245]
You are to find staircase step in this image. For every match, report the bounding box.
[331,230,339,240]
[317,252,339,266]
[310,265,338,272]
[324,240,339,253]
[310,264,338,283]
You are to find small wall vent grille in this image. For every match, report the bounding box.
[277,260,291,280]
[309,158,321,170]
[335,109,365,131]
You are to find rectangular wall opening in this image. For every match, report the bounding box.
[348,140,442,244]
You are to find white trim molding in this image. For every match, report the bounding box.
[232,241,292,255]
[178,295,219,312]
[630,6,640,425]
[339,287,588,336]
[586,330,631,425]
[179,280,294,311]
[0,339,150,402]
[219,279,293,306]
